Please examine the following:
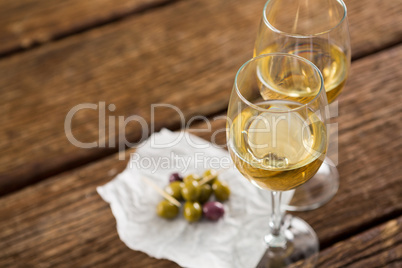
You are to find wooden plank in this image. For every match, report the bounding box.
[289,216,402,267]
[0,151,180,267]
[0,0,174,55]
[0,0,399,57]
[0,0,401,195]
[347,0,402,59]
[0,0,262,195]
[0,45,401,267]
[317,216,402,267]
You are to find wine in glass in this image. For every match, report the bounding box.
[227,53,329,267]
[254,0,351,210]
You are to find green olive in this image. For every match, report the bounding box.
[203,169,218,185]
[183,202,202,222]
[198,184,212,203]
[183,174,201,184]
[156,200,179,219]
[181,179,201,201]
[212,180,230,202]
[165,181,183,200]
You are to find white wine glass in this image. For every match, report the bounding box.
[227,53,328,267]
[254,0,351,211]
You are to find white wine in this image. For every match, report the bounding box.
[255,40,348,103]
[228,100,327,191]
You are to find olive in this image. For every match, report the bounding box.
[165,181,183,200]
[183,174,201,184]
[198,184,212,203]
[156,200,179,219]
[181,179,201,202]
[203,201,225,221]
[169,172,183,183]
[183,202,202,222]
[212,180,230,202]
[203,169,218,185]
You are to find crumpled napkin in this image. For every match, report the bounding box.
[97,129,293,268]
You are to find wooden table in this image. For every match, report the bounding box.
[0,0,401,267]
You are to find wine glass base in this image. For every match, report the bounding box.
[285,157,339,212]
[257,216,319,268]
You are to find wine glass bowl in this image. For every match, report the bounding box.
[229,54,328,192]
[227,53,328,266]
[254,0,351,104]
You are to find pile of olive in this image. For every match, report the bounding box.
[156,169,230,223]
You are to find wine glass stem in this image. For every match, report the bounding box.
[271,191,283,235]
[265,191,286,248]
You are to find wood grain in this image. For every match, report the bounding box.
[0,45,401,267]
[0,0,174,56]
[317,216,402,267]
[348,0,402,59]
[0,0,401,195]
[0,0,263,195]
[0,0,399,58]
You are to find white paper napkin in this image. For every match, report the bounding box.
[97,129,293,268]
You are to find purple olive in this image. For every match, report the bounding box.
[169,172,183,183]
[203,201,225,221]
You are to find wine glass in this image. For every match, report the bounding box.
[254,0,351,211]
[227,53,328,267]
